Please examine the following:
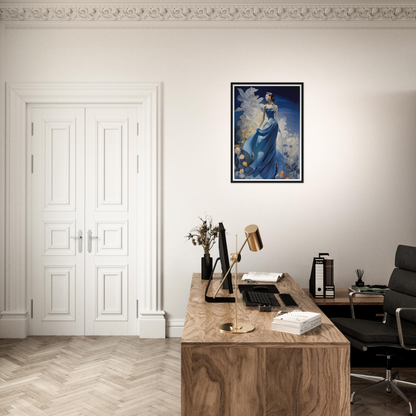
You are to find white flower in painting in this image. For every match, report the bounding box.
[235,88,263,117]
[235,88,264,143]
[282,133,300,168]
[278,117,288,139]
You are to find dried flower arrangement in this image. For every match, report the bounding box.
[186,216,219,265]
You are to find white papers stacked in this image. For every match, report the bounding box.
[242,272,283,283]
[348,287,385,298]
[272,311,321,335]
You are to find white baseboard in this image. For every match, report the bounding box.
[0,311,29,338]
[139,310,166,338]
[0,310,184,339]
[167,319,184,338]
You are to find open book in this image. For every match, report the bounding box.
[242,272,284,283]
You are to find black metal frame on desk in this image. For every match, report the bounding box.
[349,290,388,319]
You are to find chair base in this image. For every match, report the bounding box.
[351,360,416,415]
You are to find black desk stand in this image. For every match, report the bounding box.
[205,258,234,303]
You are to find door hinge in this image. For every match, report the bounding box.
[136,300,139,319]
[31,155,34,173]
[31,122,34,136]
[137,122,139,136]
[31,299,33,318]
[137,155,139,173]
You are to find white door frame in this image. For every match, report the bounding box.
[3,83,165,338]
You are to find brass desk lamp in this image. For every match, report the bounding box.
[213,224,263,334]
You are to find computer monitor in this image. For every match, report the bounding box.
[218,222,233,293]
[204,222,234,302]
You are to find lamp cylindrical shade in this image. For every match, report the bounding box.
[244,225,263,252]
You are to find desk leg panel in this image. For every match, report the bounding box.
[301,346,350,416]
[182,344,231,416]
[181,344,266,416]
[181,344,350,416]
[265,347,303,416]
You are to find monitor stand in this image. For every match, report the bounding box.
[205,258,234,303]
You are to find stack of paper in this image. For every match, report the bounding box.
[272,311,321,335]
[242,272,283,282]
[349,286,386,298]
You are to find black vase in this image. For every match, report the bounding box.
[201,256,213,280]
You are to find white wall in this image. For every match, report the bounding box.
[5,25,416,328]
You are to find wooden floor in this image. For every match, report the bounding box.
[0,337,181,416]
[0,337,415,416]
[351,368,416,416]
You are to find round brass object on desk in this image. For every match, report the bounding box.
[218,322,255,334]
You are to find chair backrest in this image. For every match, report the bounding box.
[383,245,416,331]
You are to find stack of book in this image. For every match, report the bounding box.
[242,271,283,282]
[271,311,321,335]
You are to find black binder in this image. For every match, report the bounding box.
[309,253,335,299]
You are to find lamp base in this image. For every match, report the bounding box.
[218,322,255,334]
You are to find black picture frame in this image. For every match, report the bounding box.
[231,82,304,183]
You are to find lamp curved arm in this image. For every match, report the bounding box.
[395,307,416,351]
[212,234,250,299]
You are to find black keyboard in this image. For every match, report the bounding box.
[244,291,280,307]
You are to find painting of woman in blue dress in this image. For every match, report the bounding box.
[232,83,303,183]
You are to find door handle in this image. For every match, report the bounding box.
[88,230,98,253]
[71,230,83,253]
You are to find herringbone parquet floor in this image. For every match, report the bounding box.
[0,337,181,416]
[351,367,416,416]
[1,337,415,416]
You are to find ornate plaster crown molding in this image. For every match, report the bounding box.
[0,4,415,21]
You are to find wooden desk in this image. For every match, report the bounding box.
[182,273,350,416]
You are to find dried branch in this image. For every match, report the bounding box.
[185,215,219,263]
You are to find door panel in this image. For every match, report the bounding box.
[43,265,76,321]
[85,108,138,335]
[44,121,77,211]
[31,107,85,335]
[95,221,128,256]
[43,221,76,256]
[96,120,128,211]
[96,265,128,321]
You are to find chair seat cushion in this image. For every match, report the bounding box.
[332,318,416,345]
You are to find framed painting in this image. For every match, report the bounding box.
[231,82,304,183]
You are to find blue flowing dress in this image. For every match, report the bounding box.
[243,107,286,179]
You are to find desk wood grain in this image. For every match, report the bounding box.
[181,273,350,416]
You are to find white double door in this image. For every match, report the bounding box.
[30,106,139,335]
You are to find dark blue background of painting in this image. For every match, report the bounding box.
[233,84,301,137]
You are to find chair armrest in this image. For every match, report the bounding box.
[349,290,387,319]
[395,308,416,351]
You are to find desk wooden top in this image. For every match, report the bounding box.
[303,288,384,306]
[182,273,349,346]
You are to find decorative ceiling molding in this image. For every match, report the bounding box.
[0,4,415,22]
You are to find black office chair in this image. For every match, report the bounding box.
[332,245,416,415]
